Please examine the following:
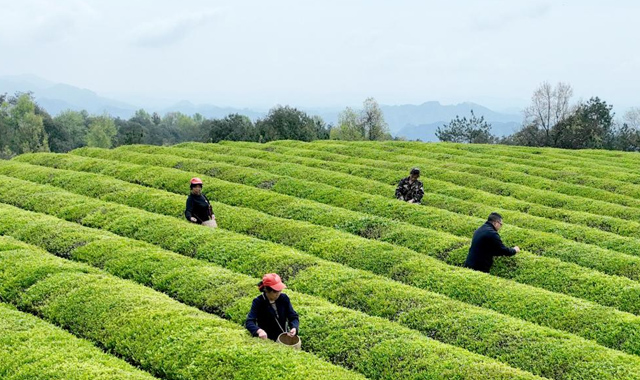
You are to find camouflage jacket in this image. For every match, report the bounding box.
[395,177,424,203]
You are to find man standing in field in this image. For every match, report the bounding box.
[464,212,520,273]
[396,168,424,204]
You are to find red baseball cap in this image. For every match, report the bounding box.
[261,273,286,291]
[190,177,203,186]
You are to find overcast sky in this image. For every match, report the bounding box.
[1,0,638,111]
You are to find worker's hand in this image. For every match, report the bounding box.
[513,246,521,253]
[257,329,268,340]
[190,217,197,223]
[287,328,297,337]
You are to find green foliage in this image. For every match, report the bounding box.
[65,145,640,297]
[1,97,333,155]
[552,97,615,149]
[205,113,256,143]
[331,98,391,141]
[3,163,640,363]
[5,190,640,379]
[260,140,640,225]
[507,89,621,149]
[330,107,363,141]
[10,140,640,378]
[0,206,556,379]
[86,115,117,148]
[436,110,496,143]
[0,93,49,157]
[0,206,584,379]
[0,286,156,380]
[52,110,88,151]
[115,117,145,145]
[361,98,390,141]
[0,237,365,380]
[256,106,329,142]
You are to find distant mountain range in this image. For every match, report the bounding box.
[0,74,524,141]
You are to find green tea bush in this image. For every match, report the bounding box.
[325,140,640,202]
[5,205,640,379]
[5,158,640,315]
[140,143,640,256]
[0,243,156,380]
[2,175,640,365]
[265,140,640,220]
[42,149,640,284]
[0,240,368,380]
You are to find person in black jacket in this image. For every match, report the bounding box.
[464,213,520,273]
[185,177,217,228]
[395,168,424,204]
[245,273,299,341]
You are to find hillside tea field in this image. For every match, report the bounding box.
[3,141,640,380]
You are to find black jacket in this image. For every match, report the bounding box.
[395,177,425,203]
[245,293,299,341]
[464,221,516,273]
[185,193,213,224]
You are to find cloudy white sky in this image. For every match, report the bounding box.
[1,0,638,111]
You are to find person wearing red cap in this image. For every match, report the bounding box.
[245,273,299,341]
[185,178,217,228]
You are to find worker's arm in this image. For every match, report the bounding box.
[284,295,299,335]
[185,196,197,223]
[245,298,261,336]
[395,179,406,200]
[492,232,517,256]
[413,182,425,203]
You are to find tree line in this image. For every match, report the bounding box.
[436,82,640,151]
[0,93,394,159]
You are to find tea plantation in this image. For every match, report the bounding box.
[2,140,640,380]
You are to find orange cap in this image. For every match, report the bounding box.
[190,177,203,186]
[260,273,286,291]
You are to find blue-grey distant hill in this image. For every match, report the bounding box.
[0,74,136,118]
[1,75,523,141]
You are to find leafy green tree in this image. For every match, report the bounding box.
[331,98,391,141]
[610,122,640,152]
[436,110,495,143]
[52,110,88,151]
[176,113,203,142]
[115,118,145,146]
[312,115,331,140]
[39,109,69,152]
[609,107,640,152]
[143,112,179,145]
[130,109,152,127]
[501,123,545,146]
[0,95,10,157]
[1,93,50,155]
[86,115,117,148]
[205,114,256,143]
[330,107,364,141]
[361,97,391,140]
[15,112,49,153]
[551,97,614,149]
[256,106,326,142]
[151,112,162,126]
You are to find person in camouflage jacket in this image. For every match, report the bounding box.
[395,168,424,204]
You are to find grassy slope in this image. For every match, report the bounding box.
[4,140,640,379]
